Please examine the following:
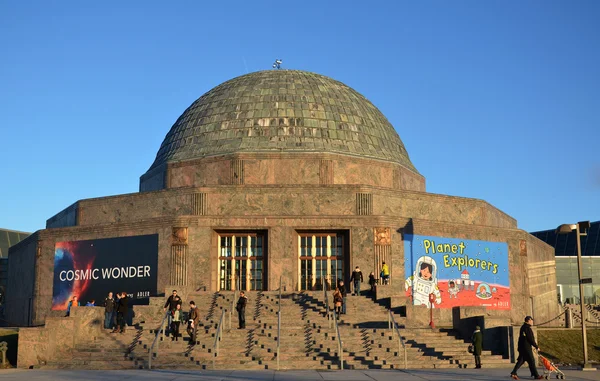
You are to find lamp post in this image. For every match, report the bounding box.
[556,221,594,370]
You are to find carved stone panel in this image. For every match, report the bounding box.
[172,227,188,245]
[374,227,391,246]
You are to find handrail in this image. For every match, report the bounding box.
[212,309,226,369]
[277,275,282,370]
[323,285,332,328]
[332,307,344,369]
[148,310,170,369]
[388,309,407,369]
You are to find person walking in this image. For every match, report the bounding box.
[112,292,129,334]
[511,316,543,380]
[368,272,376,294]
[187,301,200,344]
[381,262,390,285]
[338,281,348,314]
[236,291,248,329]
[163,290,182,336]
[103,292,116,329]
[170,303,182,341]
[350,266,364,295]
[472,325,483,369]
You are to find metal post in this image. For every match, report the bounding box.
[575,223,591,369]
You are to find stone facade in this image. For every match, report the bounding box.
[6,70,560,330]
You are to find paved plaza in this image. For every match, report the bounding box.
[0,368,599,381]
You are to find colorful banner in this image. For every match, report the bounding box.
[52,234,159,310]
[404,234,510,310]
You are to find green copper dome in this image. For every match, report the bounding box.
[149,70,418,173]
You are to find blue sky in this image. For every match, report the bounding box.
[1,1,599,234]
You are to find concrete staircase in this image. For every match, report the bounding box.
[40,290,511,370]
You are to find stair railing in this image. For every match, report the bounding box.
[212,308,226,369]
[332,307,344,369]
[323,285,332,328]
[388,309,407,369]
[147,310,170,369]
[277,275,282,370]
[230,289,238,329]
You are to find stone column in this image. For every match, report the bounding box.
[171,227,188,286]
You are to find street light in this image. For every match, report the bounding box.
[556,221,594,370]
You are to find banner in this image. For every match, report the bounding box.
[52,234,159,310]
[404,234,510,310]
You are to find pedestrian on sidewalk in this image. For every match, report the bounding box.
[103,292,116,329]
[170,303,182,341]
[510,316,543,380]
[236,291,248,329]
[471,325,483,369]
[187,301,200,344]
[350,266,363,296]
[163,289,182,336]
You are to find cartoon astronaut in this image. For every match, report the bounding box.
[405,256,442,307]
[448,280,460,298]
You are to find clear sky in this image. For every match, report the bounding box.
[1,1,599,234]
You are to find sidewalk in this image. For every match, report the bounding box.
[0,368,599,381]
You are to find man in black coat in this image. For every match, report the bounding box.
[163,290,182,336]
[511,316,543,379]
[236,291,248,329]
[112,292,129,334]
[350,266,364,296]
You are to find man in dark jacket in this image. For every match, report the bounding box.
[511,316,542,379]
[187,301,200,344]
[163,290,182,336]
[112,292,129,334]
[236,291,248,329]
[350,266,364,296]
[338,281,347,314]
[471,325,483,368]
[103,292,116,329]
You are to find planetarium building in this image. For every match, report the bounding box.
[7,70,560,327]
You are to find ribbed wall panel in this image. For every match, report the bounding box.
[191,193,208,215]
[356,193,373,215]
[170,245,188,286]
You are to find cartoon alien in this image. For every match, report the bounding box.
[405,256,442,307]
[448,280,460,298]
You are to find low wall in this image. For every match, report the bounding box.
[17,306,105,368]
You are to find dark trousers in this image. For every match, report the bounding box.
[187,323,197,343]
[170,321,181,338]
[238,308,246,328]
[511,349,538,377]
[116,312,126,332]
[354,281,361,295]
[104,311,114,329]
[474,354,481,368]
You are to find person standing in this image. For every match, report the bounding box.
[368,272,376,294]
[381,262,390,285]
[333,287,343,319]
[236,291,248,329]
[66,296,79,317]
[170,304,182,341]
[350,266,364,295]
[187,301,200,344]
[511,316,543,380]
[163,290,182,336]
[103,292,116,329]
[338,281,347,314]
[113,292,129,334]
[471,325,483,369]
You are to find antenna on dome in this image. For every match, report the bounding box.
[272,59,283,69]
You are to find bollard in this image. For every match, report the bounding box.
[0,341,7,366]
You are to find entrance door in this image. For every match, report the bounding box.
[299,233,344,291]
[218,233,265,291]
